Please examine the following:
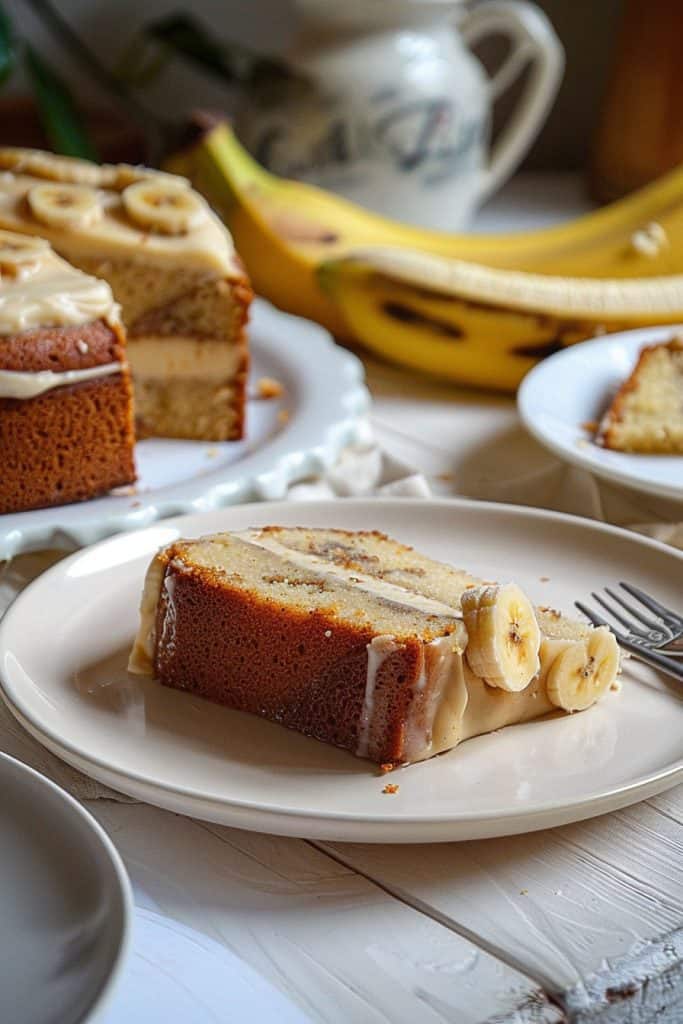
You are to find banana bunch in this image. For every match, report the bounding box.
[461,583,619,710]
[167,122,683,389]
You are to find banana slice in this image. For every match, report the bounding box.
[546,626,619,712]
[0,231,49,265]
[28,183,102,229]
[122,179,205,235]
[0,231,49,277]
[462,583,541,691]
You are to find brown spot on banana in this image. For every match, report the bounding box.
[381,301,464,340]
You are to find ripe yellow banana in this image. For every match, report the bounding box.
[317,249,683,389]
[166,120,683,341]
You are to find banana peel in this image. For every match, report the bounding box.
[167,121,683,327]
[166,121,683,389]
[317,250,683,390]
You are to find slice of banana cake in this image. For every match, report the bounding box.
[129,527,620,765]
[597,335,683,453]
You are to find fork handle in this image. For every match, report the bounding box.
[622,640,683,683]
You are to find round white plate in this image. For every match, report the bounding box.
[0,299,369,559]
[0,752,131,1024]
[1,499,681,843]
[518,325,683,502]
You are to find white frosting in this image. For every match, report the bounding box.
[357,636,399,758]
[0,361,125,399]
[239,530,463,618]
[0,244,118,334]
[129,337,244,381]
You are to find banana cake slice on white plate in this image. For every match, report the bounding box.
[129,527,620,766]
[597,334,683,453]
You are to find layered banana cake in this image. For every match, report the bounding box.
[129,527,620,765]
[0,230,135,513]
[0,148,252,441]
[597,335,683,453]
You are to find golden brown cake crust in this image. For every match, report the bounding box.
[154,551,425,763]
[0,318,125,372]
[0,320,136,513]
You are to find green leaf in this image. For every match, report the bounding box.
[0,2,16,85]
[23,44,98,160]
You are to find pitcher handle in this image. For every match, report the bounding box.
[458,0,564,201]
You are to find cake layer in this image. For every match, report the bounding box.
[130,528,619,765]
[134,377,246,441]
[598,336,683,453]
[0,366,135,513]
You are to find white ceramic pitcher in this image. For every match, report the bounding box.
[238,0,564,229]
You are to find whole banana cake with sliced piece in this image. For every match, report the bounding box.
[0,149,252,441]
[129,527,620,765]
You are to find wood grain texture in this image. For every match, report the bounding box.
[319,787,683,1022]
[90,803,563,1024]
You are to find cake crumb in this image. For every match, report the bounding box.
[520,889,528,896]
[130,500,141,508]
[253,376,284,400]
[610,679,622,692]
[205,447,219,459]
[581,421,598,433]
[539,576,550,582]
[379,762,395,775]
[382,783,399,795]
[277,409,291,425]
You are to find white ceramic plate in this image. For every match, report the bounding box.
[1,499,681,844]
[0,752,131,1024]
[0,299,369,559]
[518,325,683,501]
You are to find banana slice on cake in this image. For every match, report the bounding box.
[28,183,102,229]
[462,583,541,691]
[0,231,49,270]
[122,178,206,235]
[546,626,619,712]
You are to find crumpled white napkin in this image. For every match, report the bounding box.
[0,434,680,801]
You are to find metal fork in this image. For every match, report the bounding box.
[576,583,683,684]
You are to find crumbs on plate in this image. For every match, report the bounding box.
[382,783,399,795]
[252,376,284,400]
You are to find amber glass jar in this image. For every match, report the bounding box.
[592,0,683,201]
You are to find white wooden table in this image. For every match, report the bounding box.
[91,178,683,1023]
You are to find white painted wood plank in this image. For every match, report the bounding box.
[320,793,683,1022]
[91,802,563,1024]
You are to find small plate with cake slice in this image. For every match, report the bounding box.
[518,325,683,501]
[0,498,681,843]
